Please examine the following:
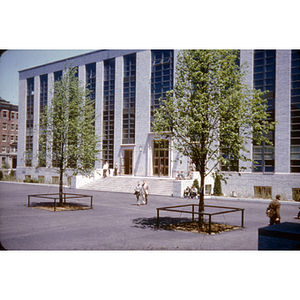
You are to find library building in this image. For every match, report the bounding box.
[17,50,300,200]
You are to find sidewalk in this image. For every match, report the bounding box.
[1,181,300,250]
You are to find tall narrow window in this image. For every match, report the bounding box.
[54,70,62,82]
[291,50,300,173]
[50,70,63,168]
[39,74,48,167]
[26,77,34,167]
[253,50,276,172]
[151,50,174,129]
[40,74,48,114]
[86,63,96,103]
[123,53,136,144]
[103,59,115,168]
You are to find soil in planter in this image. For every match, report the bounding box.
[30,202,91,212]
[162,221,241,234]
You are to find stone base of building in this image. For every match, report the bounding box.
[173,172,214,198]
[222,172,300,200]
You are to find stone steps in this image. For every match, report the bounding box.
[78,176,174,196]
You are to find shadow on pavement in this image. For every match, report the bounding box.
[132,216,192,230]
[0,242,6,250]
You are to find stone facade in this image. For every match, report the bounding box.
[16,50,300,198]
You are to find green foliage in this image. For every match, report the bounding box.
[38,66,101,176]
[293,194,300,202]
[0,170,3,180]
[153,50,277,209]
[23,178,39,183]
[213,174,222,196]
[38,66,101,201]
[192,179,200,192]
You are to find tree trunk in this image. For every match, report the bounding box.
[59,140,64,206]
[198,160,205,228]
[59,168,63,206]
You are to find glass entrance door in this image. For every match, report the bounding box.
[153,140,169,176]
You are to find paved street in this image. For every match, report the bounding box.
[1,181,300,250]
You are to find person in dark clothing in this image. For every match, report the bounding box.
[266,194,281,225]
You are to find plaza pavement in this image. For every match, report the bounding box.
[1,181,300,250]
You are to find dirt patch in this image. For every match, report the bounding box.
[162,221,241,234]
[30,202,91,212]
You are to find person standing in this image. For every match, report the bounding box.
[103,161,109,178]
[184,186,191,198]
[266,194,281,225]
[142,180,149,205]
[134,182,142,206]
[114,162,119,176]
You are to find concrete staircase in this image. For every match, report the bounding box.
[78,176,174,196]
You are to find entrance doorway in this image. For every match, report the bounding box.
[122,150,133,175]
[12,157,17,169]
[153,140,169,176]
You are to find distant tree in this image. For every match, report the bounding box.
[192,178,200,192]
[213,174,222,196]
[38,66,101,204]
[153,50,276,226]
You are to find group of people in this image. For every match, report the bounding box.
[103,161,120,178]
[184,186,198,199]
[104,161,300,223]
[134,180,149,206]
[176,171,192,180]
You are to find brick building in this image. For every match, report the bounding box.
[0,97,18,171]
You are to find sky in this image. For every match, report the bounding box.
[0,50,94,105]
[1,2,298,108]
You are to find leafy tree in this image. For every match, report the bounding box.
[38,66,101,204]
[213,174,222,196]
[153,50,276,226]
[192,178,200,193]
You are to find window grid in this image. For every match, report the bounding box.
[26,77,34,167]
[39,75,48,167]
[86,63,96,102]
[150,50,174,129]
[40,74,48,115]
[54,70,62,82]
[123,53,136,144]
[103,59,115,168]
[253,50,276,173]
[291,50,300,172]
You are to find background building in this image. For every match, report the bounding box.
[16,50,300,200]
[0,97,18,172]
